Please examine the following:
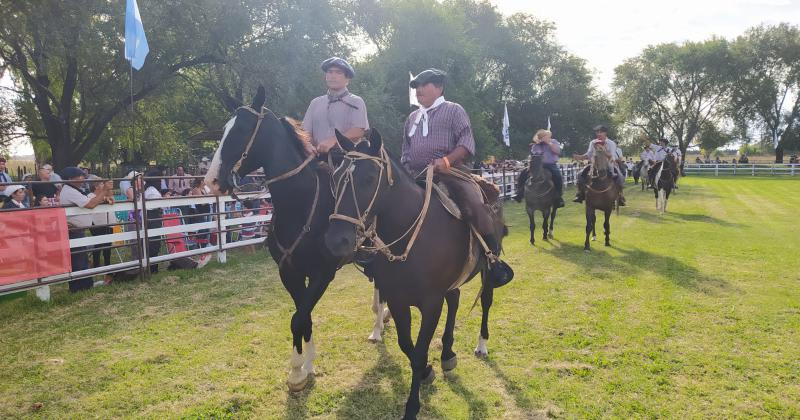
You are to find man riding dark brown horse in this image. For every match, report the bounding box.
[572,125,626,206]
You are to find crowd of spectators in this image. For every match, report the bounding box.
[1,160,270,293]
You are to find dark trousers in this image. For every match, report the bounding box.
[68,229,93,292]
[146,210,162,273]
[89,226,112,268]
[438,168,494,237]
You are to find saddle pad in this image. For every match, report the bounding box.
[432,182,462,220]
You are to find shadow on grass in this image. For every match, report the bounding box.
[284,376,314,420]
[333,341,409,420]
[543,242,733,294]
[480,357,537,416]
[442,368,490,419]
[628,209,745,228]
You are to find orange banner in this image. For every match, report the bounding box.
[0,208,72,285]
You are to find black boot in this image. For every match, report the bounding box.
[556,196,565,208]
[618,192,626,206]
[573,190,585,203]
[484,235,514,288]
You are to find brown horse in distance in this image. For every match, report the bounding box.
[584,144,619,251]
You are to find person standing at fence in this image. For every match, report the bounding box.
[59,167,114,292]
[143,169,164,274]
[168,163,192,194]
[302,57,369,155]
[88,176,114,284]
[0,157,14,197]
[32,164,58,206]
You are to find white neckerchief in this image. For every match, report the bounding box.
[408,96,446,137]
[12,199,25,208]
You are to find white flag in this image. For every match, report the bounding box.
[409,72,420,107]
[502,103,510,147]
[547,115,551,131]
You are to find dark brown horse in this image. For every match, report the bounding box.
[524,154,558,245]
[584,144,619,251]
[204,87,386,392]
[324,130,505,420]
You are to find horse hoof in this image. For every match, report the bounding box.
[592,236,597,241]
[584,248,591,252]
[422,365,436,384]
[442,355,458,371]
[287,373,309,392]
[367,335,381,343]
[548,233,554,239]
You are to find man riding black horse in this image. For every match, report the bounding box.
[572,125,626,206]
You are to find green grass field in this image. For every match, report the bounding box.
[1,177,799,419]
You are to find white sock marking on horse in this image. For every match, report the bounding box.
[288,346,309,390]
[302,337,316,375]
[474,336,489,357]
[368,288,384,342]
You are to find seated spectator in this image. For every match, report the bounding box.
[2,185,28,209]
[59,166,114,293]
[32,164,59,206]
[143,169,165,273]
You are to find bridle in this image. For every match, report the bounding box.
[329,147,436,262]
[228,105,316,198]
[528,155,554,198]
[225,104,319,268]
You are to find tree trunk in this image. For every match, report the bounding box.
[775,144,784,164]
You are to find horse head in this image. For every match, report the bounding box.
[528,153,544,180]
[591,144,611,177]
[204,86,268,195]
[325,129,389,259]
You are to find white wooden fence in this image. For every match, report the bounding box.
[684,163,799,176]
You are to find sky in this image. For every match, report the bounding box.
[490,0,800,92]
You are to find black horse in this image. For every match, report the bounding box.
[524,154,558,245]
[204,87,388,392]
[583,144,619,251]
[325,130,505,420]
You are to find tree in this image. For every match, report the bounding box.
[728,23,800,163]
[613,39,733,171]
[0,0,278,169]
[696,123,733,159]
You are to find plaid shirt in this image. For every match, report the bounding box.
[401,101,475,173]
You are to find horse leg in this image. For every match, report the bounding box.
[527,206,536,245]
[475,271,493,357]
[403,299,444,420]
[441,288,460,371]
[548,206,556,239]
[280,270,310,392]
[294,271,334,384]
[584,207,594,251]
[368,287,386,343]
[389,300,414,362]
[541,208,550,241]
[604,210,611,247]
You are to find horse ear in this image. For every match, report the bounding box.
[251,85,266,109]
[368,128,383,156]
[335,129,354,152]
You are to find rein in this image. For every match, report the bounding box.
[227,105,321,269]
[329,147,435,263]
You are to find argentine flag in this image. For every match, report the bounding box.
[125,0,149,70]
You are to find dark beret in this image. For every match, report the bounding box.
[593,125,609,133]
[659,137,669,144]
[321,57,355,79]
[410,68,447,88]
[61,166,85,180]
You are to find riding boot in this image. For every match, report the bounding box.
[556,196,565,208]
[617,188,626,206]
[484,234,513,288]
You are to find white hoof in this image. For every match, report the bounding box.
[382,307,391,325]
[592,236,597,241]
[474,336,489,358]
[368,328,383,343]
[288,348,310,392]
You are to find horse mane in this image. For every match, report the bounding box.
[279,117,313,158]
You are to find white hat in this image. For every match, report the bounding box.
[124,170,142,179]
[5,185,25,196]
[201,157,210,162]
